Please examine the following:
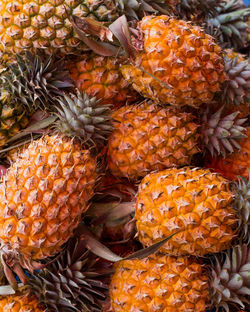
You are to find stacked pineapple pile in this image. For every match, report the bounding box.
[0,0,248,311]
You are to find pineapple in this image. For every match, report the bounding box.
[0,0,169,56]
[120,16,227,107]
[110,245,250,312]
[0,91,112,287]
[107,101,245,180]
[67,53,139,108]
[205,126,250,181]
[0,0,118,55]
[135,167,249,256]
[0,88,29,149]
[0,291,45,312]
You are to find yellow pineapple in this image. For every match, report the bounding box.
[135,167,249,256]
[0,0,119,55]
[0,0,171,56]
[110,245,250,312]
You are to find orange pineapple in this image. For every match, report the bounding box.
[0,134,97,261]
[205,127,250,180]
[67,54,139,108]
[0,291,44,312]
[110,245,250,312]
[0,91,112,287]
[120,16,226,107]
[107,101,245,180]
[135,167,249,256]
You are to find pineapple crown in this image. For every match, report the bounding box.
[206,0,250,49]
[116,0,169,20]
[223,51,250,105]
[201,105,247,157]
[30,235,109,312]
[234,174,250,244]
[168,0,225,21]
[209,245,250,312]
[54,90,113,147]
[0,51,73,112]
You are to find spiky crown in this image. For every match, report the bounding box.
[234,175,250,244]
[210,245,250,311]
[30,235,109,312]
[223,51,250,105]
[167,0,224,20]
[0,51,73,111]
[55,90,113,147]
[201,106,247,157]
[206,0,250,49]
[116,0,169,20]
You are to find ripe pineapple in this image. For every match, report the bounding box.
[67,54,139,108]
[135,167,249,256]
[0,0,118,55]
[107,101,245,180]
[0,291,45,312]
[0,91,112,286]
[120,16,227,107]
[0,0,170,56]
[0,88,29,149]
[110,245,250,312]
[205,127,250,180]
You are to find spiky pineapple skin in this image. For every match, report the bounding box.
[0,134,97,260]
[121,16,226,108]
[67,54,139,108]
[0,292,44,312]
[110,253,209,312]
[136,167,237,256]
[0,0,117,55]
[206,127,250,181]
[0,91,29,148]
[107,102,200,180]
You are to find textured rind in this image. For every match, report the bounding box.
[68,54,139,108]
[0,134,97,260]
[0,292,44,312]
[0,90,29,148]
[110,253,209,312]
[0,0,118,55]
[121,16,226,107]
[206,127,250,180]
[136,167,237,256]
[107,102,200,180]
